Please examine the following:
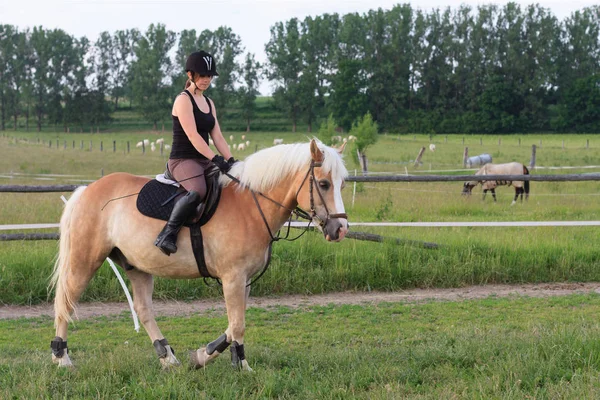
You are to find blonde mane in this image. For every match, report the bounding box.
[220,141,348,192]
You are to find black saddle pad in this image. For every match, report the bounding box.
[136,176,221,227]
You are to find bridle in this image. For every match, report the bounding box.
[223,158,348,286]
[294,160,348,229]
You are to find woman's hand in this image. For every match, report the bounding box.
[211,155,231,173]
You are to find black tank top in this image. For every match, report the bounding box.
[169,90,216,160]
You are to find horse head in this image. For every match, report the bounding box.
[296,139,349,242]
[462,181,477,196]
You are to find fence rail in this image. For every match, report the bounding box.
[1,173,600,193]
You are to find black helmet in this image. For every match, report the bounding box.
[185,51,219,76]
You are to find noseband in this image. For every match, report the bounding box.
[295,160,348,229]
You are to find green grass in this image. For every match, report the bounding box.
[0,132,599,305]
[3,295,600,398]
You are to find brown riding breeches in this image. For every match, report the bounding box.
[167,158,212,199]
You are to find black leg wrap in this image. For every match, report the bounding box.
[51,336,68,358]
[206,333,230,355]
[230,341,245,368]
[153,338,175,358]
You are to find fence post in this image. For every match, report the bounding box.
[352,169,357,208]
[72,140,75,149]
[414,146,426,167]
[587,139,589,149]
[463,147,469,168]
[160,142,164,155]
[80,140,83,150]
[113,140,116,153]
[142,141,145,154]
[530,144,536,170]
[498,138,501,146]
[127,141,130,154]
[100,141,103,152]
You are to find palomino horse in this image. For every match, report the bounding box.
[49,139,348,370]
[462,162,530,205]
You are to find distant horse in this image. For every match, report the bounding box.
[49,139,349,370]
[462,162,530,205]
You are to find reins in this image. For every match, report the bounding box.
[224,159,347,287]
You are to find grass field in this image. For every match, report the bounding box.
[3,294,600,398]
[1,130,600,398]
[0,132,599,304]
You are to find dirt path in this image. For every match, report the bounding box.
[2,282,599,320]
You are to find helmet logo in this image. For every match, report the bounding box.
[203,56,212,71]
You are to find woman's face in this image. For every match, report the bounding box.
[189,72,212,90]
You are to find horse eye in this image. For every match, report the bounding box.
[318,180,330,190]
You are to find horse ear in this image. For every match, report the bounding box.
[310,139,324,162]
[336,141,347,155]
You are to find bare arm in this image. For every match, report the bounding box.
[172,94,217,159]
[207,99,233,160]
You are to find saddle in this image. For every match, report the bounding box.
[136,165,222,278]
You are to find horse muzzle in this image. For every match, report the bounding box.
[323,218,348,242]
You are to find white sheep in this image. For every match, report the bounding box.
[273,138,284,145]
[241,135,246,140]
[229,135,234,141]
[150,143,156,152]
[164,144,171,150]
[143,139,150,146]
[246,140,250,146]
[237,143,246,151]
[429,144,436,152]
[347,135,357,141]
[209,138,214,146]
[156,138,164,144]
[135,141,143,148]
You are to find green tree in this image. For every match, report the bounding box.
[131,23,176,130]
[238,53,261,132]
[317,114,338,146]
[351,112,378,155]
[110,29,139,109]
[265,18,302,132]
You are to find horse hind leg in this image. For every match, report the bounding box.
[491,189,497,202]
[51,247,105,367]
[125,268,180,368]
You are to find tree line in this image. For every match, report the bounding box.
[0,2,599,134]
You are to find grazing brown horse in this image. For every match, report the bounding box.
[49,139,349,370]
[462,162,530,205]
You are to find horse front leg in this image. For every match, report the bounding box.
[482,189,487,201]
[491,189,497,202]
[190,277,252,371]
[126,269,180,368]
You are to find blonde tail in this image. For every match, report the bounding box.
[49,186,87,326]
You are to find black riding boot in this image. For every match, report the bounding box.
[154,191,201,256]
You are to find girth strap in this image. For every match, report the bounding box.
[190,221,213,279]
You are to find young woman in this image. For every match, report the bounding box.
[155,51,234,256]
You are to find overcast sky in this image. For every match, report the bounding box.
[1,0,597,94]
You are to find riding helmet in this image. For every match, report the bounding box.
[185,51,219,76]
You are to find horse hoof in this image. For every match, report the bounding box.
[241,359,254,372]
[52,353,74,367]
[159,350,181,369]
[190,348,211,369]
